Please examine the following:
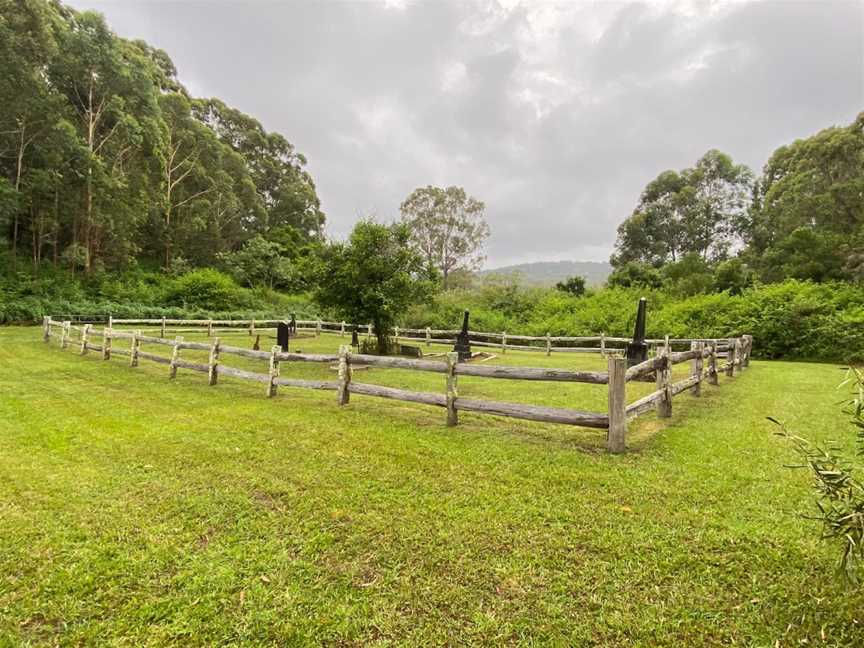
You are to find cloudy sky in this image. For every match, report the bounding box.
[68,0,863,268]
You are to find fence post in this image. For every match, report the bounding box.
[725,340,736,377]
[130,330,140,367]
[501,331,507,354]
[341,321,346,337]
[80,324,90,355]
[207,319,212,337]
[160,316,166,339]
[169,336,183,379]
[446,351,458,426]
[607,356,627,453]
[546,332,551,356]
[600,333,606,355]
[108,314,113,329]
[316,319,322,337]
[249,319,255,337]
[267,345,280,397]
[691,341,703,396]
[395,326,400,341]
[656,344,672,418]
[61,321,70,349]
[707,342,718,386]
[426,327,431,347]
[368,323,373,340]
[337,344,352,405]
[208,337,220,386]
[741,335,752,368]
[102,327,112,361]
[43,316,51,342]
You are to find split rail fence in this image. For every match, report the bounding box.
[42,316,753,453]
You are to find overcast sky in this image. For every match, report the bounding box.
[68,0,863,268]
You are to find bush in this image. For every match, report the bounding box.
[164,269,246,311]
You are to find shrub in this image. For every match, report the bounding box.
[165,269,245,311]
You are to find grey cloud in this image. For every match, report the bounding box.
[68,0,864,266]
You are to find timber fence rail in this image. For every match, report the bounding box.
[42,316,753,453]
[101,316,739,355]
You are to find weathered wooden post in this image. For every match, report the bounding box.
[102,327,112,361]
[267,345,280,397]
[600,333,606,355]
[395,325,400,341]
[656,344,672,418]
[249,319,255,337]
[80,324,90,355]
[691,341,703,396]
[341,321,346,337]
[501,331,507,354]
[607,356,627,453]
[337,344,352,405]
[169,336,183,379]
[735,337,743,373]
[546,332,551,356]
[625,297,648,368]
[43,316,51,342]
[130,330,140,367]
[61,321,70,349]
[742,335,752,368]
[207,337,220,386]
[207,319,213,337]
[108,314,113,330]
[446,351,459,426]
[725,340,736,377]
[316,319,322,337]
[426,327,432,347]
[367,322,373,340]
[707,342,719,386]
[160,316,166,339]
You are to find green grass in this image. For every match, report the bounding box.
[1,326,862,646]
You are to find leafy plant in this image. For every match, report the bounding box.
[770,367,864,581]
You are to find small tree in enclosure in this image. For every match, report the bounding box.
[311,220,432,354]
[400,185,490,289]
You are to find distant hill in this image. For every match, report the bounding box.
[481,261,612,287]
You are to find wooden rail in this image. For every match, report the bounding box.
[42,316,753,453]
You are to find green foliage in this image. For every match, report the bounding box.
[0,0,323,275]
[771,368,864,581]
[311,220,432,353]
[217,235,299,290]
[164,269,243,311]
[554,275,586,296]
[606,261,663,289]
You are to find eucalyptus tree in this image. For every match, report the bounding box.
[399,185,490,289]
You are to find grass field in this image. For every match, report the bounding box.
[1,326,862,646]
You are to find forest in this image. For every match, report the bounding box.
[1,0,863,362]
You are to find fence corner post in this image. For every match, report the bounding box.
[726,339,736,377]
[268,345,280,397]
[607,356,627,453]
[208,337,220,386]
[169,335,183,379]
[337,344,351,405]
[656,344,672,418]
[43,316,51,342]
[61,321,70,349]
[446,351,459,426]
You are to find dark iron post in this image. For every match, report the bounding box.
[350,325,360,349]
[453,310,472,362]
[277,321,291,352]
[625,297,648,367]
[289,313,297,335]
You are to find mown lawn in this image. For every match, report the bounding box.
[0,326,861,646]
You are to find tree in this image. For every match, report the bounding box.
[555,275,586,296]
[218,234,296,290]
[311,220,431,354]
[606,262,663,289]
[400,185,489,289]
[612,151,753,268]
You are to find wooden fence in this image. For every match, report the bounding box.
[103,316,735,355]
[42,316,753,453]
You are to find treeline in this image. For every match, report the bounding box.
[610,114,864,292]
[405,278,864,362]
[0,0,323,274]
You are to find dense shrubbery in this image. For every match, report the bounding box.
[0,263,319,323]
[405,278,864,362]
